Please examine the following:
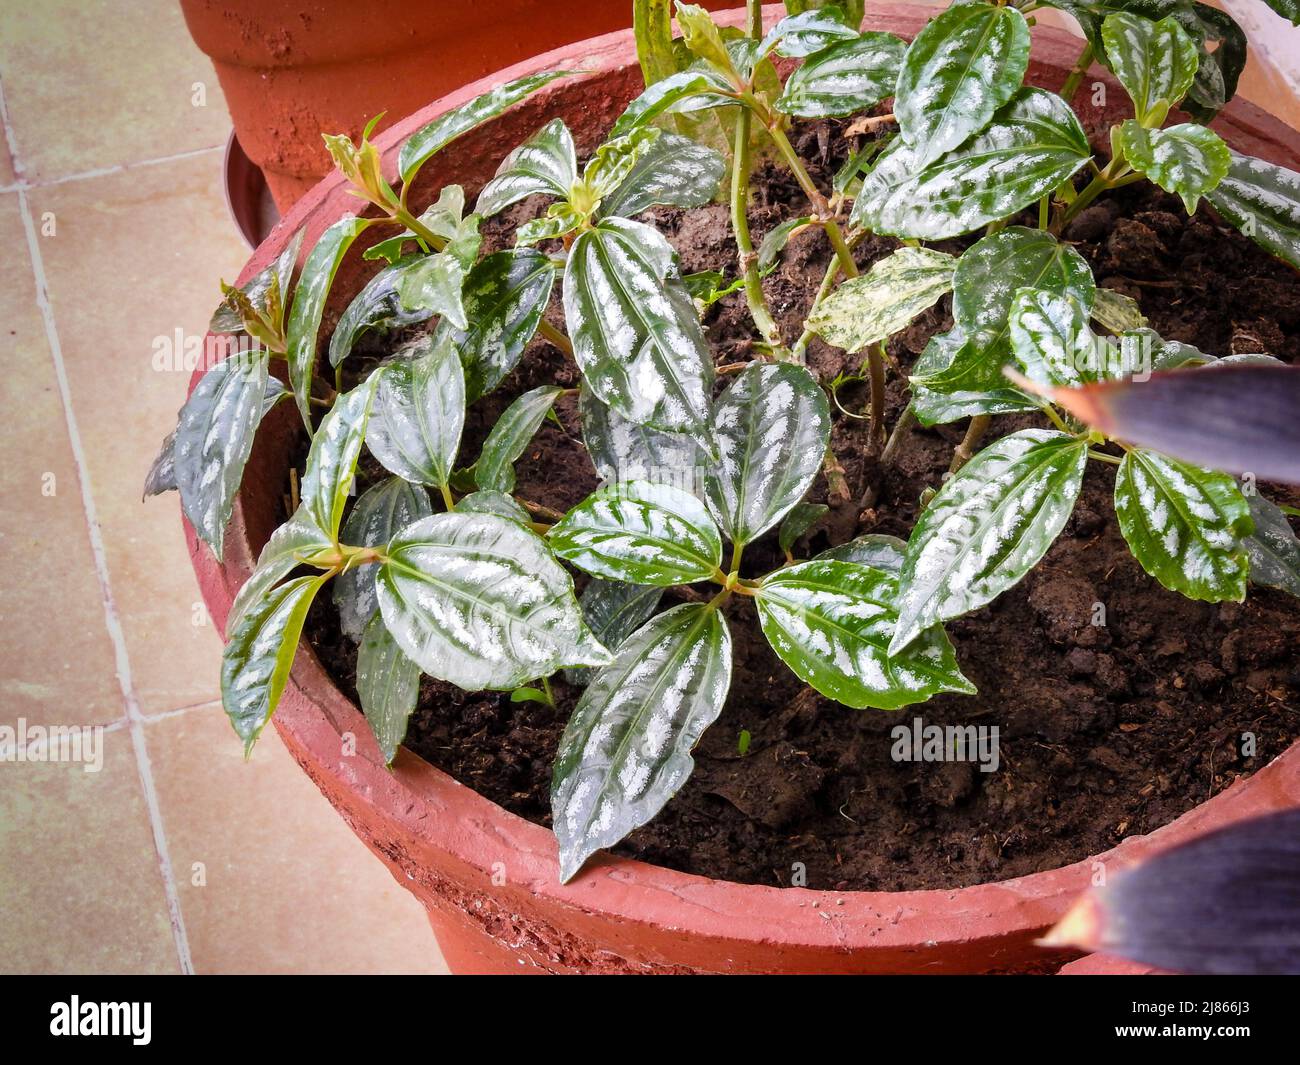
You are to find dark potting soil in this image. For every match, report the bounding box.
[303,117,1300,892]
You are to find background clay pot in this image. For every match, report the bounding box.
[180,0,740,211]
[187,4,1300,973]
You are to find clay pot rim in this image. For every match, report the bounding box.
[188,4,1300,956]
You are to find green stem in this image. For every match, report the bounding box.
[730,104,785,352]
[1088,448,1123,466]
[541,674,555,706]
[880,405,916,467]
[537,319,573,356]
[439,483,456,512]
[949,415,990,474]
[1059,41,1096,103]
[1278,504,1300,518]
[729,540,744,575]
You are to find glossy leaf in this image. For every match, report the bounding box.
[816,532,906,574]
[891,429,1088,653]
[285,216,371,425]
[1009,289,1106,388]
[1262,0,1300,25]
[894,2,1031,169]
[394,214,481,331]
[609,69,736,139]
[1092,287,1148,334]
[579,386,700,490]
[211,228,304,334]
[1205,151,1300,272]
[456,489,531,524]
[548,480,722,586]
[222,574,327,754]
[759,6,859,58]
[779,502,828,556]
[598,132,726,218]
[1119,120,1229,214]
[439,247,556,402]
[301,374,383,543]
[176,350,269,559]
[757,216,814,271]
[1244,493,1300,598]
[551,602,731,882]
[364,185,468,264]
[774,32,906,118]
[808,246,956,351]
[329,254,436,368]
[675,2,734,72]
[516,202,583,246]
[333,477,433,641]
[1114,449,1251,602]
[563,218,714,446]
[851,88,1090,240]
[398,70,573,184]
[908,329,1038,425]
[783,0,864,22]
[757,560,974,709]
[476,118,577,217]
[704,363,830,547]
[142,428,177,499]
[227,505,333,634]
[366,335,465,490]
[581,128,662,206]
[475,385,564,494]
[376,512,610,690]
[356,612,422,765]
[1102,12,1199,123]
[564,578,665,686]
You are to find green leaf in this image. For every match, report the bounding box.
[783,0,864,23]
[908,329,1038,425]
[563,218,714,446]
[1205,151,1300,271]
[176,350,269,559]
[704,363,830,547]
[142,428,177,499]
[808,246,956,350]
[891,429,1088,653]
[851,87,1090,240]
[1114,449,1251,602]
[333,477,433,641]
[394,214,481,331]
[598,132,726,218]
[1262,0,1300,26]
[475,118,577,217]
[356,612,422,765]
[475,385,564,493]
[301,374,383,543]
[329,255,436,368]
[1009,289,1109,388]
[211,228,304,334]
[439,247,556,402]
[579,386,700,490]
[285,216,371,426]
[581,128,662,208]
[675,2,734,72]
[1244,492,1300,598]
[634,0,680,85]
[222,574,328,754]
[455,489,531,524]
[816,533,906,574]
[516,202,583,246]
[364,185,468,264]
[779,502,828,556]
[774,32,906,118]
[366,335,465,490]
[564,578,665,686]
[1119,327,1211,372]
[397,70,573,184]
[895,2,1030,168]
[757,216,814,271]
[377,512,610,690]
[759,6,860,58]
[1102,12,1199,123]
[551,602,731,882]
[757,560,974,709]
[1119,120,1229,214]
[227,505,332,634]
[1092,287,1148,334]
[548,480,723,586]
[609,69,736,139]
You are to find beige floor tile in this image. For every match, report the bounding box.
[0,1,229,182]
[0,725,180,973]
[147,705,447,974]
[0,131,14,188]
[0,193,123,727]
[30,154,247,715]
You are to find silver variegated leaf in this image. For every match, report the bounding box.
[1092,287,1147,334]
[394,214,481,331]
[1119,120,1230,214]
[757,560,974,709]
[1205,150,1300,271]
[176,350,269,559]
[286,215,371,425]
[142,428,177,499]
[816,532,906,574]
[301,374,383,542]
[908,329,1038,425]
[476,117,577,217]
[851,88,1090,240]
[563,578,665,686]
[807,246,956,351]
[356,612,422,765]
[894,2,1031,169]
[608,69,736,139]
[329,254,437,368]
[551,602,731,882]
[547,480,723,586]
[227,505,332,634]
[376,512,611,690]
[474,385,564,494]
[704,363,830,547]
[774,32,906,118]
[1101,12,1199,123]
[1244,492,1300,598]
[221,573,328,754]
[334,477,433,642]
[582,128,662,204]
[366,335,465,490]
[759,7,860,58]
[579,386,700,491]
[397,70,573,183]
[1114,449,1251,602]
[1009,289,1108,388]
[891,429,1088,653]
[1120,328,1213,373]
[598,132,726,218]
[563,217,714,448]
[455,489,531,524]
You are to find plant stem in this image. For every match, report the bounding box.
[730,105,785,353]
[541,674,555,706]
[866,342,886,451]
[1278,504,1300,518]
[729,540,744,575]
[949,415,990,474]
[1087,448,1123,465]
[537,319,573,356]
[1059,41,1095,103]
[439,483,456,512]
[822,447,851,505]
[880,405,916,467]
[1058,150,1133,230]
[516,497,566,523]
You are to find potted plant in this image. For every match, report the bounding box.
[150,1,1300,973]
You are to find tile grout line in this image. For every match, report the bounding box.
[0,76,196,976]
[0,142,225,195]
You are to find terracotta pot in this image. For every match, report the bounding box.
[180,0,740,211]
[186,4,1300,973]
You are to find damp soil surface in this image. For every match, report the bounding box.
[303,117,1300,891]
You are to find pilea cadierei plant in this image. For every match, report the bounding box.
[146,0,1300,882]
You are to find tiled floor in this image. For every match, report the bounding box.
[0,2,445,974]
